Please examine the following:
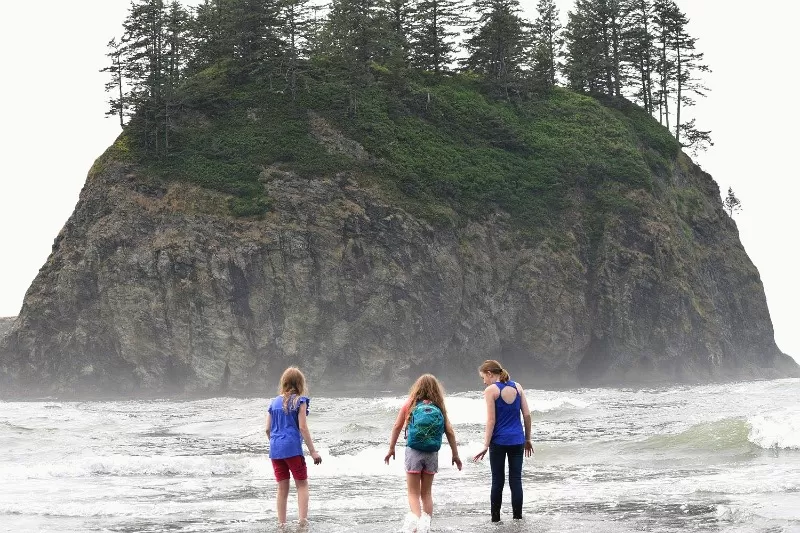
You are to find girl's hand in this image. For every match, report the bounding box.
[452,455,463,471]
[524,441,534,457]
[384,447,395,464]
[311,451,322,465]
[473,446,489,461]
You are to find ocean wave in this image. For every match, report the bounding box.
[532,397,592,414]
[1,454,269,481]
[0,494,262,519]
[339,422,380,434]
[638,418,753,452]
[0,443,467,481]
[0,420,36,432]
[636,412,800,453]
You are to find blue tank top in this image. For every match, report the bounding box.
[268,394,310,459]
[492,381,525,446]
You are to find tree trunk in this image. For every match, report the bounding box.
[602,19,613,97]
[433,6,440,75]
[610,7,621,97]
[117,52,125,128]
[674,32,682,142]
[660,37,669,130]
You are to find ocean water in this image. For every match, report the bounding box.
[1,379,799,532]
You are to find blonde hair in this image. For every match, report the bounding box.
[277,367,308,412]
[478,359,510,383]
[405,374,449,428]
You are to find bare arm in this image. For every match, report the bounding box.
[473,386,497,461]
[444,418,462,470]
[517,383,534,457]
[297,403,322,465]
[265,411,271,440]
[384,406,407,464]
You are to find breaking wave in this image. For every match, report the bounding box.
[639,411,800,452]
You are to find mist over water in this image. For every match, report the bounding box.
[1,379,799,532]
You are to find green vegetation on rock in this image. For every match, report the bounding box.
[113,65,679,229]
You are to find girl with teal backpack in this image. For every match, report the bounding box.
[385,374,462,531]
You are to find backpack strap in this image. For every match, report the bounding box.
[402,399,416,439]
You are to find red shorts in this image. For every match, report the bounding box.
[271,455,308,482]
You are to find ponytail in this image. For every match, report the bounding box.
[479,359,510,383]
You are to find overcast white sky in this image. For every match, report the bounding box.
[0,1,796,362]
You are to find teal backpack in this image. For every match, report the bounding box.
[406,401,445,452]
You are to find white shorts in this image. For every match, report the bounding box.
[404,447,438,474]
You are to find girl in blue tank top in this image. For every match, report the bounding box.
[265,367,322,527]
[473,360,533,522]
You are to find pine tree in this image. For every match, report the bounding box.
[187,0,236,73]
[384,0,415,70]
[305,4,327,55]
[101,38,128,128]
[650,0,710,144]
[279,0,313,100]
[163,1,190,152]
[603,0,626,97]
[318,0,388,112]
[622,0,656,113]
[669,7,709,144]
[164,2,190,89]
[564,0,606,94]
[529,0,563,89]
[652,0,678,128]
[410,0,464,75]
[678,118,713,155]
[113,0,190,156]
[121,0,168,155]
[229,0,283,78]
[722,187,742,218]
[463,0,531,97]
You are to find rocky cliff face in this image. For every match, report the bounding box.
[0,317,14,344]
[1,149,796,396]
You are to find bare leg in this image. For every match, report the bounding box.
[276,479,291,524]
[296,478,309,523]
[420,473,435,516]
[406,473,423,517]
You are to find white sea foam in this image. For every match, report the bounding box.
[369,393,590,427]
[0,453,268,481]
[0,443,475,482]
[748,410,800,450]
[402,512,418,533]
[417,512,431,533]
[372,397,408,413]
[531,397,592,414]
[441,396,485,425]
[714,504,754,523]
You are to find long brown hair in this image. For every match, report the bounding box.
[479,359,510,383]
[277,367,308,412]
[405,374,449,427]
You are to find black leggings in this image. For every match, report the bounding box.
[489,443,524,521]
